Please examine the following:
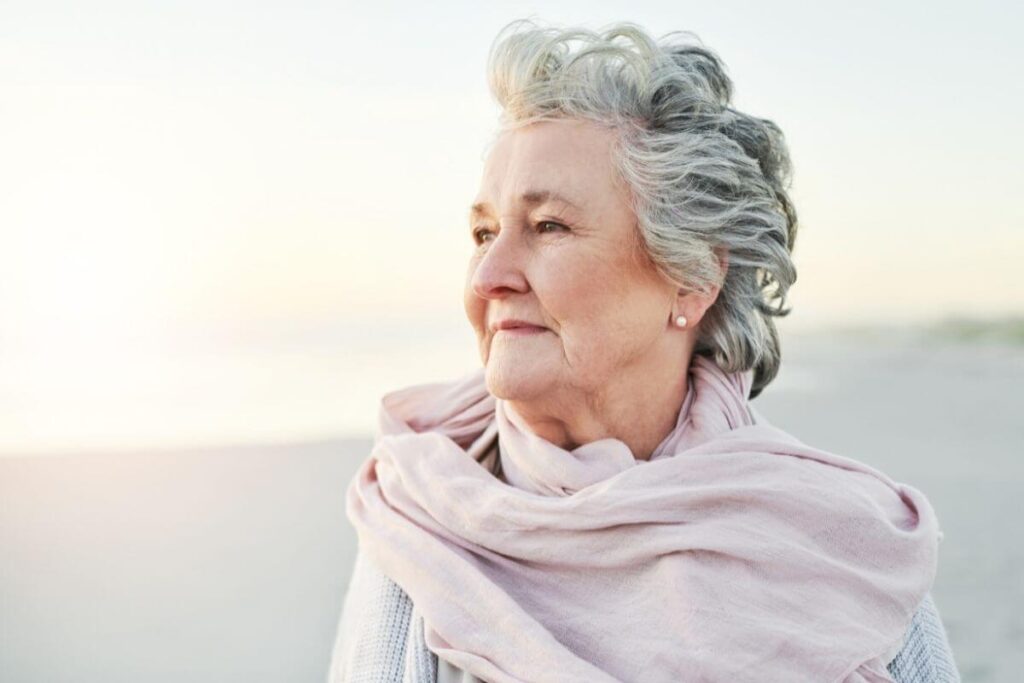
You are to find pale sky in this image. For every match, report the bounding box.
[2,0,1021,453]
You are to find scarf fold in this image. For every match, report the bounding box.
[346,355,941,682]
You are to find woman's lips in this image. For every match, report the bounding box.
[495,325,546,336]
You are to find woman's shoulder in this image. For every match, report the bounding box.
[327,539,509,681]
[327,550,420,682]
[887,592,962,682]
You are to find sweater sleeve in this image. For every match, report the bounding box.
[886,593,961,683]
[327,547,419,683]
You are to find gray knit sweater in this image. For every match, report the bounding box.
[327,548,961,682]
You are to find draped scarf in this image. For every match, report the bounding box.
[346,354,941,682]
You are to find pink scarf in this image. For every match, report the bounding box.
[346,355,941,682]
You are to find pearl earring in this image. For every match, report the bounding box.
[675,315,688,328]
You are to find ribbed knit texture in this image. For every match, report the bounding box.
[885,593,961,682]
[327,549,416,683]
[327,551,961,682]
[403,606,440,683]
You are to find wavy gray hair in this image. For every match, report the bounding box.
[485,20,798,399]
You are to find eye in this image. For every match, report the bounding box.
[537,220,568,234]
[472,221,567,245]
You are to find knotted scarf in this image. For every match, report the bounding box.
[345,354,941,682]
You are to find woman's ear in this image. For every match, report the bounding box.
[675,250,728,327]
[676,287,720,328]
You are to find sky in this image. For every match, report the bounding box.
[1,0,1021,453]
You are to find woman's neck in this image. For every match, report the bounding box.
[506,357,692,462]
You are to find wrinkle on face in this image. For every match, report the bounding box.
[462,118,690,455]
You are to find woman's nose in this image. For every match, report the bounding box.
[471,229,529,300]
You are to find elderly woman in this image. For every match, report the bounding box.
[328,20,960,683]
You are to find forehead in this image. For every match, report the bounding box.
[474,119,622,212]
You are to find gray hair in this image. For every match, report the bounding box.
[485,20,798,399]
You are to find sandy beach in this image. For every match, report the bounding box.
[1,330,1020,682]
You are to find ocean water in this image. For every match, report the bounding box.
[0,331,1020,681]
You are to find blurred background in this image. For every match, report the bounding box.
[1,0,1021,681]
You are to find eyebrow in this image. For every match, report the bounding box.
[469,189,582,219]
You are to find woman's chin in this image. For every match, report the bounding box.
[484,363,552,401]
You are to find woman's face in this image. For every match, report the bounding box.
[464,118,680,404]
